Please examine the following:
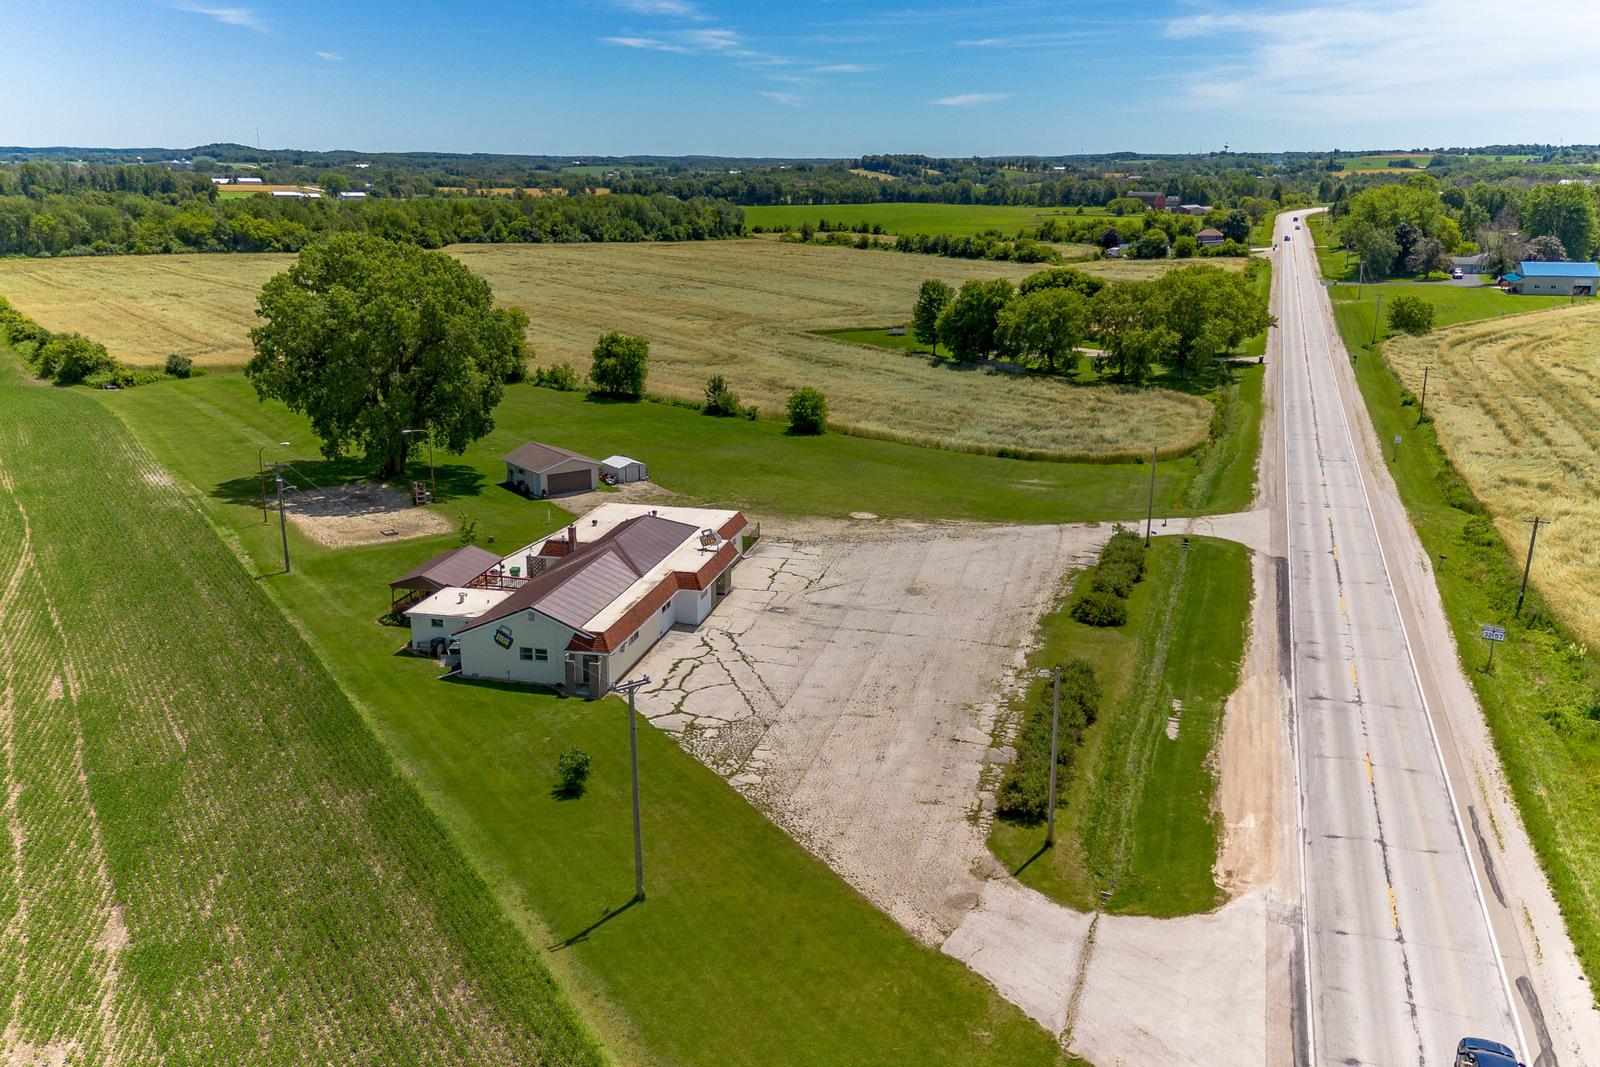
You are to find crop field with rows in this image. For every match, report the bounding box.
[0,353,601,1065]
[0,242,1229,460]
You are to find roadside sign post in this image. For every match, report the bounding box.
[1481,624,1506,670]
[1046,668,1061,846]
[1392,434,1401,462]
[610,676,651,902]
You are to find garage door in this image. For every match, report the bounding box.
[546,469,592,495]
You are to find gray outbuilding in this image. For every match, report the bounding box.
[601,454,648,483]
[503,442,599,497]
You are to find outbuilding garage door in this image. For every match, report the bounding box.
[546,469,592,495]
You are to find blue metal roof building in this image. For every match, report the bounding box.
[1504,259,1600,294]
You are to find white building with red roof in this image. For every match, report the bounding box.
[451,503,749,695]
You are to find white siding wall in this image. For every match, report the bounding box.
[458,611,575,684]
[407,614,477,651]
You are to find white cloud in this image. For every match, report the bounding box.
[932,92,1012,107]
[167,3,265,31]
[603,27,743,53]
[956,38,1006,46]
[813,63,873,73]
[612,0,706,18]
[1169,0,1600,121]
[761,91,802,107]
[316,51,343,61]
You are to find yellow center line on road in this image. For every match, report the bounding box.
[1341,596,1346,613]
[1350,661,1359,685]
[1365,752,1373,782]
[1389,885,1400,931]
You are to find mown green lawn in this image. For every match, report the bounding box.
[101,379,1072,1067]
[112,371,1263,526]
[744,203,1109,237]
[988,535,1251,917]
[1328,283,1575,344]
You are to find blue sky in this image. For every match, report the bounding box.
[5,0,1599,156]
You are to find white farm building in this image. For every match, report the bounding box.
[398,503,749,697]
[600,455,647,483]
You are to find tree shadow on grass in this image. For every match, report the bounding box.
[210,459,485,509]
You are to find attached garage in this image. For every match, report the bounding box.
[601,455,648,483]
[502,442,600,497]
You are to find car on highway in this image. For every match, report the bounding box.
[1284,234,1291,241]
[1454,1036,1522,1067]
[1295,224,1301,230]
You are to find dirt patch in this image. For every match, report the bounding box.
[548,478,680,520]
[282,483,453,548]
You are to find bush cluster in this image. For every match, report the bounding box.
[995,658,1101,819]
[702,374,757,419]
[530,362,582,391]
[0,295,188,389]
[1071,527,1145,627]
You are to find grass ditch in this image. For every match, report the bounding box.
[97,362,1074,1066]
[1333,317,1600,1006]
[988,535,1252,917]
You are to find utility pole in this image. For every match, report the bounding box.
[1144,446,1158,546]
[258,441,289,522]
[1372,295,1382,346]
[1417,366,1431,424]
[611,675,651,901]
[1516,518,1550,616]
[269,462,293,573]
[1046,667,1061,846]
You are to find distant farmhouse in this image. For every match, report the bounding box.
[1501,260,1599,296]
[393,503,751,697]
[1197,227,1226,248]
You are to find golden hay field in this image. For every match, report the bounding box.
[1387,304,1600,646]
[0,242,1230,458]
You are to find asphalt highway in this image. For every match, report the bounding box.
[1276,214,1522,1066]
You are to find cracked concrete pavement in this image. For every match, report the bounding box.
[626,510,1298,1065]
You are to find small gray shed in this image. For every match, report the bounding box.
[601,455,648,483]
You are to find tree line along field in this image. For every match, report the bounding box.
[82,359,1081,1067]
[0,240,1243,462]
[741,202,1113,236]
[0,353,604,1065]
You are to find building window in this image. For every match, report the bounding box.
[628,632,638,647]
[535,648,549,661]
[661,603,670,614]
[430,618,444,628]
[519,647,534,661]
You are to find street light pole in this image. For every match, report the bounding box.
[258,441,289,522]
[1144,446,1158,546]
[1516,517,1550,616]
[610,675,651,901]
[270,462,293,574]
[401,428,434,501]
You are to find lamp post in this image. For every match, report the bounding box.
[610,675,651,901]
[401,428,433,501]
[268,462,294,574]
[258,441,289,522]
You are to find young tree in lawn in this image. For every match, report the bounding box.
[589,332,649,397]
[935,277,1015,360]
[1386,294,1435,335]
[247,234,529,478]
[996,288,1091,375]
[911,278,954,357]
[703,373,743,416]
[1153,265,1274,378]
[786,387,829,434]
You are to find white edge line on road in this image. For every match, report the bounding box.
[1303,214,1530,1065]
[1276,213,1319,1067]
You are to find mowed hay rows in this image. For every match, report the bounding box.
[0,254,288,369]
[0,242,1219,459]
[0,355,602,1066]
[455,241,1213,458]
[1386,304,1600,647]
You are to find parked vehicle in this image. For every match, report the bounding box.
[1455,1037,1521,1067]
[1452,268,1464,279]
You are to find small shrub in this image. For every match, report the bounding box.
[704,374,744,417]
[555,749,592,795]
[531,362,581,391]
[786,387,829,435]
[41,334,117,384]
[1387,294,1435,336]
[165,353,194,378]
[1070,590,1127,627]
[1461,516,1500,548]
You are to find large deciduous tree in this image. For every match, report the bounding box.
[911,279,954,357]
[936,278,1015,360]
[1091,282,1172,384]
[1152,265,1274,378]
[247,233,529,478]
[1520,182,1597,262]
[589,332,649,397]
[996,288,1091,374]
